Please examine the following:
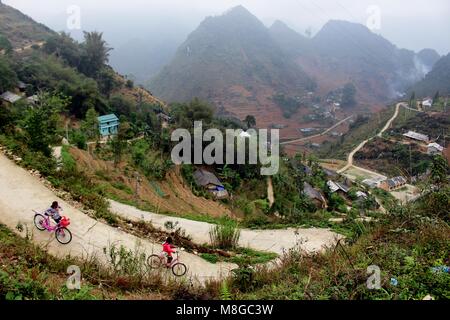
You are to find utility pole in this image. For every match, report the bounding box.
[409,144,412,177]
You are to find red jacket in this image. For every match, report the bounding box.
[163,242,175,256]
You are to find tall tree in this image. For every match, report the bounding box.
[244,115,256,129]
[81,107,99,140]
[0,56,17,92]
[80,31,112,77]
[430,155,448,186]
[43,32,81,68]
[23,93,69,156]
[433,91,440,104]
[0,34,12,55]
[409,91,416,107]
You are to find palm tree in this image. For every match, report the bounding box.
[81,31,112,77]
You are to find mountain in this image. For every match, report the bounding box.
[416,48,441,72]
[0,2,54,48]
[410,53,450,96]
[268,20,312,58]
[309,20,426,103]
[148,6,315,127]
[270,19,434,106]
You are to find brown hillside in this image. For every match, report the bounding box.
[69,147,234,219]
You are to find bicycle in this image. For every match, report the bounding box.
[147,250,187,277]
[33,210,72,245]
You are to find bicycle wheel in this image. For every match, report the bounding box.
[34,214,46,231]
[172,263,187,277]
[147,254,163,269]
[55,227,72,244]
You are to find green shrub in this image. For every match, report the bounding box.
[200,253,219,264]
[243,202,255,216]
[209,219,241,250]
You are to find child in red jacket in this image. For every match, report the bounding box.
[162,237,176,267]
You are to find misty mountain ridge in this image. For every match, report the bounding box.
[410,53,450,96]
[149,6,442,118]
[149,5,315,104]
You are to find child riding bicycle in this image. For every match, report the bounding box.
[162,236,177,267]
[45,201,62,225]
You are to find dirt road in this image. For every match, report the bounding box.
[109,200,342,255]
[13,41,45,52]
[281,115,354,145]
[0,153,235,282]
[338,102,408,174]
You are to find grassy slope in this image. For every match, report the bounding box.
[233,211,450,300]
[319,105,397,160]
[0,3,54,48]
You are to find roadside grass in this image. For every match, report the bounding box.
[228,210,450,300]
[0,223,217,300]
[200,248,278,266]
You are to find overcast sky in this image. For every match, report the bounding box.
[4,0,450,54]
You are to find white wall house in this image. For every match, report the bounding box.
[427,143,444,155]
[422,98,433,108]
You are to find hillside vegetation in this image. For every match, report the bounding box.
[0,2,54,48]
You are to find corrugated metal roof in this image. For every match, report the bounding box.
[403,131,429,142]
[428,143,443,152]
[193,169,223,187]
[98,114,119,123]
[303,182,325,202]
[1,91,22,103]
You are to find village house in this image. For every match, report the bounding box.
[98,114,119,137]
[356,191,368,199]
[420,98,433,108]
[327,180,349,195]
[26,95,39,105]
[300,128,316,133]
[303,182,327,209]
[0,91,22,106]
[362,177,387,188]
[403,131,429,143]
[156,112,172,128]
[380,176,407,191]
[193,169,228,199]
[323,168,339,179]
[427,142,444,155]
[17,81,28,92]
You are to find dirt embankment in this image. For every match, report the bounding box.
[69,148,234,218]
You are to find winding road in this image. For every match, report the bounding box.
[109,200,341,255]
[338,102,409,174]
[281,115,354,145]
[0,152,235,283]
[0,151,341,283]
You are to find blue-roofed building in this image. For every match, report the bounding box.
[98,114,119,137]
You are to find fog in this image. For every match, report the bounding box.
[4,0,449,53]
[4,0,449,81]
